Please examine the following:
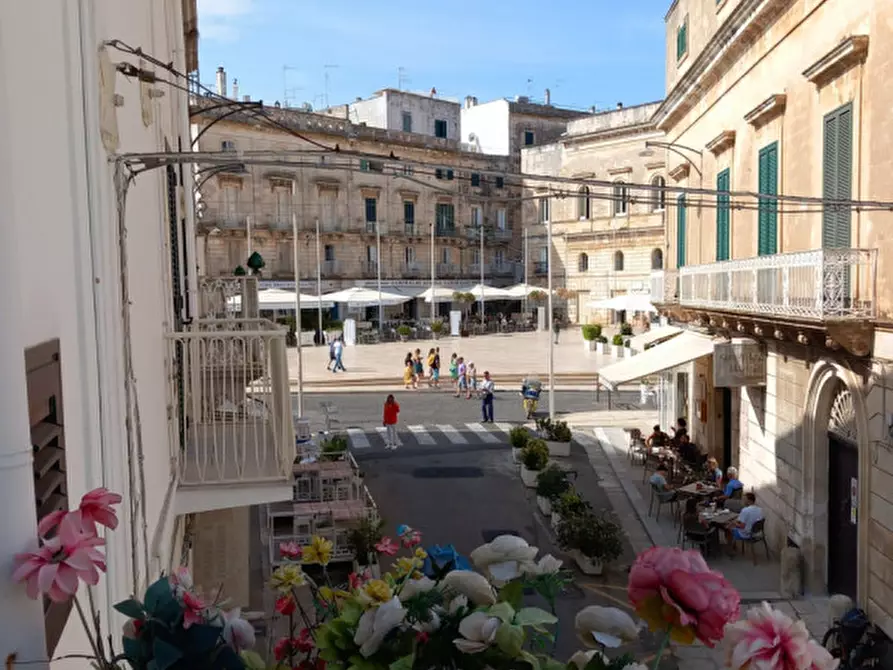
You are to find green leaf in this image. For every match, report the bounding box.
[494,622,525,658]
[389,655,414,670]
[122,636,144,661]
[519,649,542,670]
[340,600,364,626]
[319,648,340,662]
[487,601,515,624]
[152,638,182,670]
[187,623,224,653]
[114,598,146,620]
[144,577,174,616]
[515,607,558,628]
[498,580,524,610]
[239,650,267,670]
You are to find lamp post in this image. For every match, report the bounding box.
[291,209,304,417]
[376,212,383,334]
[430,222,436,322]
[479,222,485,320]
[315,218,323,342]
[547,219,554,420]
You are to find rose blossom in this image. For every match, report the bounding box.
[628,546,739,647]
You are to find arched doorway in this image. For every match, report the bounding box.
[826,382,858,599]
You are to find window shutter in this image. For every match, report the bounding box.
[716,169,730,261]
[758,143,778,256]
[823,104,853,249]
[676,195,687,268]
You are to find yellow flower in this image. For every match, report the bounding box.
[393,556,422,577]
[269,564,306,593]
[414,547,428,560]
[319,586,350,603]
[360,579,393,606]
[302,535,333,566]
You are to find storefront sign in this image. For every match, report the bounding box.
[713,340,766,387]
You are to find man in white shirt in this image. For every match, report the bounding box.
[725,492,763,551]
[480,371,495,423]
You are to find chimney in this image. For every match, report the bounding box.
[589,105,597,113]
[544,88,551,106]
[216,66,226,96]
[617,102,623,109]
[232,78,239,100]
[464,95,477,109]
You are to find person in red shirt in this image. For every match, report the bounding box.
[383,394,400,450]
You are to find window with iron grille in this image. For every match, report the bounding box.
[25,339,70,656]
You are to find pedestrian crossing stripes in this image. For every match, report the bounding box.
[340,422,517,452]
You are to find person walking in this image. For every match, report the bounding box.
[326,338,336,371]
[426,348,436,388]
[480,370,495,423]
[413,348,425,383]
[466,362,477,400]
[449,353,459,390]
[332,336,346,372]
[403,359,417,389]
[382,394,400,450]
[455,357,467,398]
[552,315,561,344]
[431,347,441,389]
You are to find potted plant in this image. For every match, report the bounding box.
[430,319,445,339]
[519,438,549,488]
[396,324,412,341]
[535,464,572,516]
[551,488,591,531]
[581,324,601,351]
[620,322,633,336]
[348,516,385,578]
[508,425,530,464]
[557,511,624,575]
[535,417,572,458]
[319,434,348,462]
[611,333,625,358]
[595,334,608,355]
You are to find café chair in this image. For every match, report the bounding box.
[681,519,717,556]
[736,519,770,565]
[648,483,678,524]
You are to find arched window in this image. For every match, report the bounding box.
[651,175,666,211]
[578,253,589,272]
[613,181,629,216]
[578,186,591,220]
[651,248,663,270]
[614,250,625,272]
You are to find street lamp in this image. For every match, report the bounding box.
[640,140,703,178]
[291,205,304,418]
[430,222,436,322]
[479,222,485,320]
[546,218,554,420]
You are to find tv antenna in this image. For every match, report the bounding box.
[282,65,302,108]
[323,64,339,109]
[398,66,410,90]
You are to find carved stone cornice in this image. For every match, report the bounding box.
[803,35,869,87]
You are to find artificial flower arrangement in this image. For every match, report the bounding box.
[10,489,840,670]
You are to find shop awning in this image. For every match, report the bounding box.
[628,325,683,352]
[597,331,715,389]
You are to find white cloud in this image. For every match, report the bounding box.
[198,0,256,42]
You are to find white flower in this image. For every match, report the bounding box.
[440,570,496,606]
[470,535,539,584]
[453,611,501,654]
[353,596,406,657]
[448,594,469,615]
[569,650,608,669]
[413,610,441,633]
[399,576,436,602]
[523,554,563,576]
[222,608,255,652]
[575,605,640,648]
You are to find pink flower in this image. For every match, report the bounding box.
[296,628,314,653]
[280,541,303,560]
[77,488,122,532]
[37,510,68,538]
[349,569,371,590]
[725,602,837,670]
[375,537,399,556]
[13,514,107,602]
[275,595,296,615]
[628,546,739,647]
[182,591,205,629]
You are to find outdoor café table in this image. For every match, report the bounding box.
[700,509,738,528]
[677,482,720,498]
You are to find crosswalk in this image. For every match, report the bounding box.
[341,422,517,451]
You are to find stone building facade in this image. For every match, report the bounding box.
[520,102,666,324]
[192,101,521,310]
[646,0,893,632]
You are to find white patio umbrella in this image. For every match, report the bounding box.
[504,283,552,299]
[320,286,411,307]
[419,285,459,303]
[588,293,656,313]
[465,283,514,299]
[228,288,334,310]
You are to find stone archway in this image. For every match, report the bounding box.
[801,360,870,601]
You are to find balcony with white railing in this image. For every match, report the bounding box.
[651,249,877,322]
[167,318,295,514]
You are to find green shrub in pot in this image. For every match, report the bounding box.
[509,426,530,449]
[611,334,624,346]
[397,324,412,338]
[581,324,601,341]
[520,439,549,471]
[557,511,624,563]
[620,322,633,336]
[535,465,572,501]
[553,489,592,519]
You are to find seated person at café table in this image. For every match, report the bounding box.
[646,425,669,448]
[682,497,711,530]
[677,434,701,464]
[723,492,763,552]
[650,464,675,494]
[670,417,688,444]
[722,466,744,498]
[706,457,723,486]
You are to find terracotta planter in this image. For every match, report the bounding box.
[551,512,562,531]
[520,465,541,488]
[611,344,624,358]
[537,495,552,516]
[572,550,604,576]
[545,440,571,458]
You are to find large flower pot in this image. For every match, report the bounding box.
[537,495,552,516]
[511,447,521,465]
[551,512,562,531]
[545,440,571,458]
[520,465,541,488]
[583,339,597,352]
[572,550,604,576]
[595,341,607,355]
[611,344,624,358]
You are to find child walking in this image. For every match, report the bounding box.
[403,360,417,389]
[382,394,400,450]
[455,357,467,398]
[449,353,459,390]
[466,362,477,400]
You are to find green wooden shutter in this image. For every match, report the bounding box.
[676,194,687,268]
[823,103,853,248]
[716,169,731,261]
[758,142,778,256]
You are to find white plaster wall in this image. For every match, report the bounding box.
[0,0,190,661]
[383,91,460,140]
[461,100,511,155]
[345,96,388,129]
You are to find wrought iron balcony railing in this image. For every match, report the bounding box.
[652,248,877,321]
[167,318,295,513]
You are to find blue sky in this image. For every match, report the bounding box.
[197,0,669,112]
